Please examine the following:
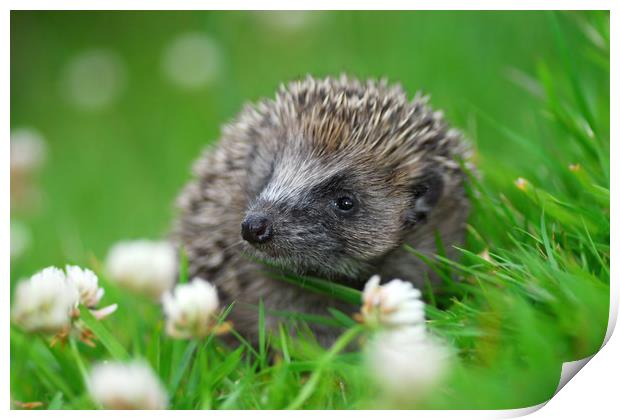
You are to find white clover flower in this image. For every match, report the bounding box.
[10,220,31,260]
[361,275,426,328]
[361,275,452,400]
[161,32,222,90]
[162,278,221,339]
[515,177,529,191]
[60,49,126,111]
[105,240,177,299]
[12,265,117,334]
[254,11,322,33]
[10,128,47,173]
[11,267,79,333]
[366,327,452,398]
[87,360,168,410]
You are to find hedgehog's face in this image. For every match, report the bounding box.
[240,154,443,281]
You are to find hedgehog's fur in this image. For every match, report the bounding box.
[173,75,473,345]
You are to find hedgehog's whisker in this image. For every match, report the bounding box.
[220,240,245,253]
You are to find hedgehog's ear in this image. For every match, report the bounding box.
[404,169,444,227]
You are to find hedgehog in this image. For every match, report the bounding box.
[173,75,472,345]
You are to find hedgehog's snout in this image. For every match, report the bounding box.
[241,213,273,244]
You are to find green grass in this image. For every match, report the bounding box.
[10,11,609,409]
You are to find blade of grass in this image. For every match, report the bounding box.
[267,308,343,327]
[248,256,362,304]
[269,271,362,305]
[47,392,64,410]
[169,340,198,396]
[549,12,597,138]
[581,216,609,277]
[208,346,244,386]
[258,299,266,369]
[28,339,76,400]
[68,337,89,388]
[278,324,291,363]
[287,325,363,409]
[327,308,358,328]
[540,209,558,270]
[228,328,261,359]
[80,308,129,360]
[218,380,246,409]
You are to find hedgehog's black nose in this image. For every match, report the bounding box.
[241,214,273,244]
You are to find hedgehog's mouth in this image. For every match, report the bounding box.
[244,245,307,275]
[242,240,366,284]
[244,239,290,260]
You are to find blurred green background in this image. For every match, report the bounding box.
[10,11,607,278]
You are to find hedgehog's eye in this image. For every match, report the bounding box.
[334,196,356,213]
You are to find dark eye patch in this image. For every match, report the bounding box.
[308,173,350,198]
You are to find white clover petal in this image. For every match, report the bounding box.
[386,308,426,325]
[162,278,220,339]
[66,265,104,307]
[105,240,177,299]
[381,279,422,308]
[91,304,118,320]
[11,266,79,333]
[87,360,168,409]
[363,274,381,294]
